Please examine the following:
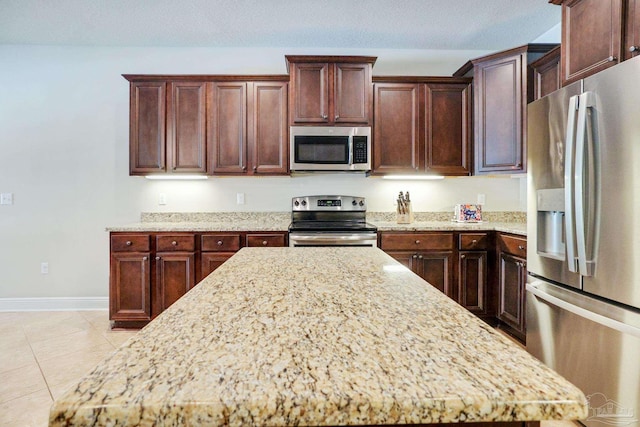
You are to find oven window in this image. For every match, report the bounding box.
[294,136,349,164]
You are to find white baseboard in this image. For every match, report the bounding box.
[0,297,109,312]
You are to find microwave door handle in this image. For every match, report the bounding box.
[574,91,597,277]
[564,94,579,273]
[348,137,354,165]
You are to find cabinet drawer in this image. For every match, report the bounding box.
[246,233,286,247]
[459,233,490,250]
[498,234,527,256]
[156,235,196,252]
[111,234,150,252]
[380,233,454,251]
[201,234,241,252]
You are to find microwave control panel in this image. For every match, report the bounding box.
[353,136,368,164]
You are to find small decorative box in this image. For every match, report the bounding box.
[454,204,483,222]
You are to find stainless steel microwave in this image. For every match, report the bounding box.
[290,126,371,172]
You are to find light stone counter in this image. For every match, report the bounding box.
[105,212,526,236]
[50,248,585,426]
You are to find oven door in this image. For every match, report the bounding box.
[289,232,377,247]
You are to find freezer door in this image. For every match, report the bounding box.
[527,81,582,289]
[527,279,640,427]
[580,55,640,309]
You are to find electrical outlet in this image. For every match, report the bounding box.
[0,193,13,205]
[477,194,486,205]
[159,193,167,205]
[236,193,245,205]
[41,262,49,274]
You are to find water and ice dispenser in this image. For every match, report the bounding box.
[536,188,565,261]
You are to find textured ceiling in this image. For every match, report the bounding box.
[0,0,561,50]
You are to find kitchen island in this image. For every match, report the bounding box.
[50,248,586,426]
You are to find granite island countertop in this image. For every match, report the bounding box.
[50,248,583,426]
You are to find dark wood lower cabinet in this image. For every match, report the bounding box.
[385,251,454,298]
[154,252,195,313]
[497,252,527,340]
[109,252,151,326]
[458,251,488,317]
[199,252,235,281]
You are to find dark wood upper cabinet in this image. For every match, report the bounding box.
[373,77,472,176]
[561,0,624,85]
[626,0,640,59]
[286,56,375,125]
[425,82,471,175]
[248,82,288,174]
[373,83,420,173]
[530,46,561,100]
[129,81,166,174]
[167,81,207,173]
[209,82,247,174]
[454,44,556,175]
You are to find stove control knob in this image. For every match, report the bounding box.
[301,200,307,206]
[294,200,300,207]
[359,200,364,206]
[352,200,357,206]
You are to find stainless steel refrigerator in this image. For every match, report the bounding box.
[527,56,640,427]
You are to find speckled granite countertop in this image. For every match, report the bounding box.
[50,248,584,426]
[106,212,527,236]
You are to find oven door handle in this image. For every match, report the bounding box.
[289,233,377,246]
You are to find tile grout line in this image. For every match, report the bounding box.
[22,322,55,403]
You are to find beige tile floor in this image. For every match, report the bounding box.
[0,310,582,427]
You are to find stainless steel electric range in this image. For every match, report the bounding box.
[288,195,378,247]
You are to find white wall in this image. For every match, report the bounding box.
[1,45,527,302]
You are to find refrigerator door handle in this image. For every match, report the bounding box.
[527,281,640,338]
[574,91,597,277]
[564,94,579,273]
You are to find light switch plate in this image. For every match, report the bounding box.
[0,193,13,205]
[158,193,167,205]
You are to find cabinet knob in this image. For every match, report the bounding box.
[472,239,477,244]
[518,245,525,250]
[607,56,617,62]
[418,255,423,259]
[322,114,328,120]
[242,166,247,171]
[412,254,418,259]
[461,254,466,259]
[172,241,177,246]
[155,256,160,260]
[262,240,268,246]
[142,256,148,261]
[125,241,132,246]
[217,240,223,246]
[415,240,420,244]
[335,115,339,120]
[253,166,257,172]
[630,46,639,53]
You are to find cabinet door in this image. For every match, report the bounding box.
[209,82,247,174]
[110,252,151,322]
[626,0,640,60]
[155,252,195,313]
[497,252,526,336]
[373,83,421,174]
[248,82,288,174]
[458,251,488,316]
[130,82,166,174]
[561,0,623,85]
[200,252,235,282]
[474,53,526,174]
[290,62,329,124]
[415,252,454,298]
[425,83,471,175]
[334,63,371,124]
[167,82,207,173]
[531,47,561,100]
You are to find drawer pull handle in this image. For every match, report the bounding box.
[518,245,525,250]
[217,240,223,246]
[415,240,420,244]
[125,241,132,246]
[172,241,177,246]
[262,240,268,246]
